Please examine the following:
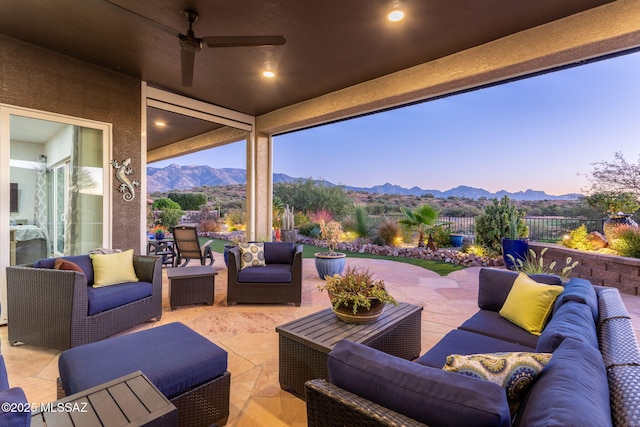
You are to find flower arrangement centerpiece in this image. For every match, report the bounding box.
[151,225,168,240]
[314,219,347,279]
[319,266,398,323]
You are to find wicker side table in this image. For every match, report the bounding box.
[167,266,217,310]
[276,302,423,399]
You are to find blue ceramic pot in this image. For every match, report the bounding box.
[314,253,346,279]
[502,238,529,270]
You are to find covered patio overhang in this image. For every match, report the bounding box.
[147,0,640,240]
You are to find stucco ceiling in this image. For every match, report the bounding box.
[0,0,616,148]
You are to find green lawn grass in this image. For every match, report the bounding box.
[204,238,463,276]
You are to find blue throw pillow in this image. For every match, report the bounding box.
[328,340,511,426]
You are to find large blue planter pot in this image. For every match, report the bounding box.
[502,238,529,270]
[450,234,464,247]
[314,253,347,279]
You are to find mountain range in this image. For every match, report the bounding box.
[147,164,582,201]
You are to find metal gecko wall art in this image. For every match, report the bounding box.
[111,158,140,201]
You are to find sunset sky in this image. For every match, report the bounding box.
[150,50,640,196]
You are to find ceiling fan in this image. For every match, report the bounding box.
[101,1,285,87]
[178,9,286,87]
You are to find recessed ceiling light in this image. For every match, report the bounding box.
[388,9,405,22]
[154,121,167,127]
[263,70,276,78]
[388,0,405,22]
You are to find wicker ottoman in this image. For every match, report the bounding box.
[58,322,230,427]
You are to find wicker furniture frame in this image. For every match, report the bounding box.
[167,266,217,310]
[172,225,214,267]
[227,243,303,305]
[57,371,231,427]
[6,255,162,350]
[276,302,422,399]
[304,287,640,427]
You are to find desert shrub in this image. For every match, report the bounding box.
[345,206,373,238]
[309,209,333,224]
[168,192,207,210]
[610,225,640,258]
[431,226,451,248]
[377,220,402,246]
[464,245,487,256]
[562,224,594,251]
[153,198,181,210]
[299,222,321,238]
[224,209,246,231]
[159,208,182,230]
[294,212,310,226]
[199,219,220,232]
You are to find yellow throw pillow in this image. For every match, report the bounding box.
[499,272,563,335]
[90,249,139,287]
[443,352,552,415]
[239,242,266,270]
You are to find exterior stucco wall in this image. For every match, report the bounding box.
[0,35,143,252]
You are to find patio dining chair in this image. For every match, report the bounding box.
[172,225,214,267]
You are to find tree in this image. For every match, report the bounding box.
[274,178,352,218]
[398,204,439,248]
[167,192,207,210]
[586,151,640,197]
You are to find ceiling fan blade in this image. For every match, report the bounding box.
[181,49,195,87]
[203,35,286,48]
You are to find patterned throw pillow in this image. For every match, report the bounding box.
[239,242,266,270]
[443,352,552,415]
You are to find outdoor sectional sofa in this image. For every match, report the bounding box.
[6,252,162,350]
[306,268,640,427]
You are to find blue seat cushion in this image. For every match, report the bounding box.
[459,310,539,348]
[515,337,612,426]
[58,322,227,398]
[86,281,153,315]
[416,329,534,368]
[237,264,292,283]
[536,300,598,353]
[34,254,94,284]
[328,340,511,427]
[264,242,295,264]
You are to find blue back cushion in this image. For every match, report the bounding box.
[553,278,598,321]
[537,301,598,353]
[33,255,94,285]
[516,337,612,426]
[478,268,562,312]
[328,340,511,426]
[264,242,295,264]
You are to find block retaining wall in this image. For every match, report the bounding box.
[529,242,640,295]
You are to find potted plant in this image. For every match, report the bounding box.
[585,191,640,241]
[502,214,529,271]
[319,266,398,323]
[151,225,168,240]
[314,220,347,279]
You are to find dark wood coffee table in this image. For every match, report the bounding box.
[166,266,217,310]
[276,302,422,399]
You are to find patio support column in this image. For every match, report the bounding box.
[245,132,273,242]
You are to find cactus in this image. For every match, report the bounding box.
[282,205,295,230]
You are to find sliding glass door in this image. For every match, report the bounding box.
[0,105,111,324]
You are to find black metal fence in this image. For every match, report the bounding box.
[344,214,606,243]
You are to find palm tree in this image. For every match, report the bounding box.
[398,204,439,248]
